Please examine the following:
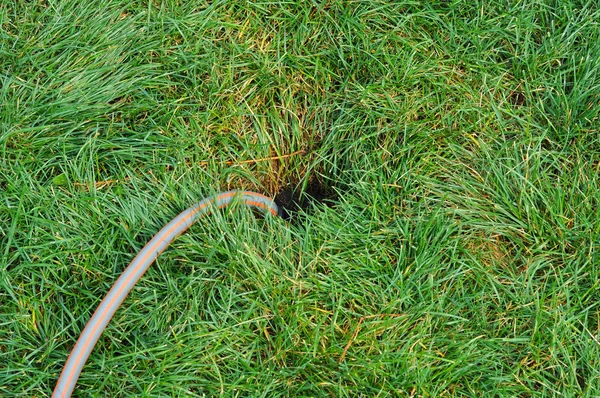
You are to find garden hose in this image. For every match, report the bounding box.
[53,190,280,398]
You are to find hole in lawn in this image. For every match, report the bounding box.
[274,176,338,221]
[509,90,526,106]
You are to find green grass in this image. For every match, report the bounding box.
[1,0,599,396]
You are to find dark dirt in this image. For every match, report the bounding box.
[274,177,338,221]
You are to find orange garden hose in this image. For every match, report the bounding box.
[53,191,280,397]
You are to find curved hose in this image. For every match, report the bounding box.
[53,190,280,397]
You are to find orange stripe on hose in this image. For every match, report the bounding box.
[58,191,273,396]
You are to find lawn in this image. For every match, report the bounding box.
[1,0,599,396]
